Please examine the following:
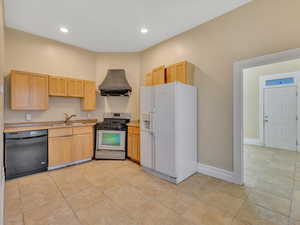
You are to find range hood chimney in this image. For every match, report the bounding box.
[98,69,132,96]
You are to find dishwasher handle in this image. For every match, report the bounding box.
[5,135,48,146]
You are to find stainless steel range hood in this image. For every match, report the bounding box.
[98,69,132,96]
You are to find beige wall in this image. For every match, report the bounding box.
[4,28,140,123]
[140,0,300,171]
[244,59,300,140]
[0,0,4,223]
[4,28,96,122]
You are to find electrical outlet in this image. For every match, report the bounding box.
[25,113,32,121]
[87,113,91,118]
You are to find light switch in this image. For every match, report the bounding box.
[25,113,32,121]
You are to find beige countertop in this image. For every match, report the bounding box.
[127,120,140,127]
[4,119,97,133]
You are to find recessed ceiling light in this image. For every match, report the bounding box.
[59,27,69,33]
[140,28,148,34]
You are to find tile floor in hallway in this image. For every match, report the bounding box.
[4,146,300,225]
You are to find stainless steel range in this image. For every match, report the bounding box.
[95,113,130,160]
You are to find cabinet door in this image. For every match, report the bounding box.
[132,134,138,162]
[49,76,67,96]
[72,133,93,161]
[152,66,165,85]
[145,72,153,86]
[10,71,31,109]
[127,132,133,159]
[81,80,96,111]
[175,61,187,84]
[154,84,176,177]
[30,75,48,110]
[127,127,140,163]
[48,136,72,167]
[136,132,140,162]
[166,65,176,83]
[67,78,84,97]
[10,71,48,110]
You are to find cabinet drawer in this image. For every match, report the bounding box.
[48,128,73,137]
[73,126,93,135]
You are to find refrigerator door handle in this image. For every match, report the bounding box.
[149,111,154,134]
[152,130,156,169]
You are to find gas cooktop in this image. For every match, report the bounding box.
[95,113,130,131]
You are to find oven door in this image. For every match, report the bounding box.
[97,130,126,151]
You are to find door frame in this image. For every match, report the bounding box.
[233,48,300,185]
[259,72,299,151]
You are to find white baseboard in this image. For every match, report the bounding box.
[198,163,240,184]
[244,138,263,146]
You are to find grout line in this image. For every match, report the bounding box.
[244,146,296,223]
[47,172,84,225]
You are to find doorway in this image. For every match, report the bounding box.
[233,48,300,185]
[239,57,300,223]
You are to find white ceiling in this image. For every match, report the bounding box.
[4,0,251,52]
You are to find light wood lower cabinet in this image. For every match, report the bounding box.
[72,127,93,161]
[48,136,72,167]
[127,126,140,163]
[48,126,94,168]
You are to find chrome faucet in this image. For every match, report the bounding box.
[64,113,77,124]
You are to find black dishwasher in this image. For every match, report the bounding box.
[5,129,48,179]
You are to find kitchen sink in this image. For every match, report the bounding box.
[71,122,86,126]
[50,122,87,127]
[51,123,67,127]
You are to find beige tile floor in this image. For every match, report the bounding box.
[4,145,300,225]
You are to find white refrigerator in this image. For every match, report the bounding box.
[140,82,197,184]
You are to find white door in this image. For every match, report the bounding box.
[154,84,176,177]
[140,87,155,169]
[264,86,297,151]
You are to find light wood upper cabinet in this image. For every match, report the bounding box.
[127,126,140,163]
[67,78,84,97]
[10,70,48,110]
[152,66,166,85]
[166,61,193,85]
[49,76,67,96]
[145,72,153,86]
[30,75,49,109]
[81,80,96,111]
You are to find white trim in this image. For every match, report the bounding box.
[234,48,300,185]
[198,163,240,184]
[244,138,263,146]
[48,158,91,170]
